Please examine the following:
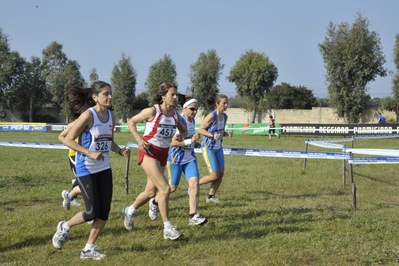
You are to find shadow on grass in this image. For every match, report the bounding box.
[353,171,396,186]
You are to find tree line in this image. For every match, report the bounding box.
[0,13,398,123]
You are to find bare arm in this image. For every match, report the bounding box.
[198,113,222,140]
[63,110,103,160]
[128,107,155,153]
[111,111,130,158]
[58,121,75,144]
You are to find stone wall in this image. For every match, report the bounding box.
[0,106,396,124]
[193,107,396,124]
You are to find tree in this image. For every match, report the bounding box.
[319,13,387,123]
[381,96,396,112]
[111,53,137,122]
[0,28,17,103]
[266,83,316,109]
[89,67,99,85]
[132,91,149,109]
[228,95,247,108]
[187,49,224,116]
[4,55,49,121]
[392,34,399,107]
[145,54,177,106]
[227,49,278,123]
[42,41,84,121]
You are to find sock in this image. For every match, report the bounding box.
[84,243,95,251]
[208,195,214,199]
[127,205,136,216]
[164,221,172,228]
[190,213,196,218]
[62,222,70,231]
[67,193,72,200]
[152,199,158,206]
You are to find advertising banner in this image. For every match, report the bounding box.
[119,123,278,135]
[0,122,47,132]
[280,123,399,136]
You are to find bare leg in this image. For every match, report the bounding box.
[140,157,170,222]
[132,177,157,209]
[209,168,224,195]
[86,219,107,244]
[199,171,218,186]
[66,211,85,227]
[188,177,199,214]
[69,186,81,198]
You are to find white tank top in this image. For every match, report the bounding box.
[143,104,178,148]
[76,108,113,176]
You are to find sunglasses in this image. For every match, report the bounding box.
[188,107,198,111]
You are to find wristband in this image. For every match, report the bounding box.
[184,139,192,145]
[118,149,123,156]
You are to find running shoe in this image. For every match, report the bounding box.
[163,225,183,240]
[206,195,219,203]
[148,198,159,220]
[70,198,81,206]
[121,207,134,230]
[189,213,208,225]
[61,190,71,210]
[80,248,106,260]
[52,221,69,249]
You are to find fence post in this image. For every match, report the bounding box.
[303,139,308,170]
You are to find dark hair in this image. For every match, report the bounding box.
[153,83,177,104]
[91,81,111,95]
[67,86,95,119]
[206,94,228,109]
[177,93,190,107]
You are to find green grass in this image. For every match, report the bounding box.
[1,132,399,265]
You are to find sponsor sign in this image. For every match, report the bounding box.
[280,123,399,136]
[0,122,47,132]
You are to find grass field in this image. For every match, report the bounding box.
[1,132,399,265]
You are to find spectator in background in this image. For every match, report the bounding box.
[268,115,280,140]
[377,113,386,124]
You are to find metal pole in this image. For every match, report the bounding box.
[124,148,131,195]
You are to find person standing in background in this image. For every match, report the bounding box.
[377,113,386,124]
[268,115,280,140]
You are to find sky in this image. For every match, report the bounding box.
[0,0,398,99]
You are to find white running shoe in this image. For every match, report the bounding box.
[148,198,158,220]
[189,213,208,225]
[163,225,183,240]
[61,190,71,210]
[121,207,134,230]
[206,195,219,203]
[80,248,106,260]
[52,221,69,249]
[70,198,81,206]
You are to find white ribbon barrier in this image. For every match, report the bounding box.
[349,157,399,164]
[2,140,397,162]
[126,142,350,159]
[0,141,68,149]
[305,135,399,164]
